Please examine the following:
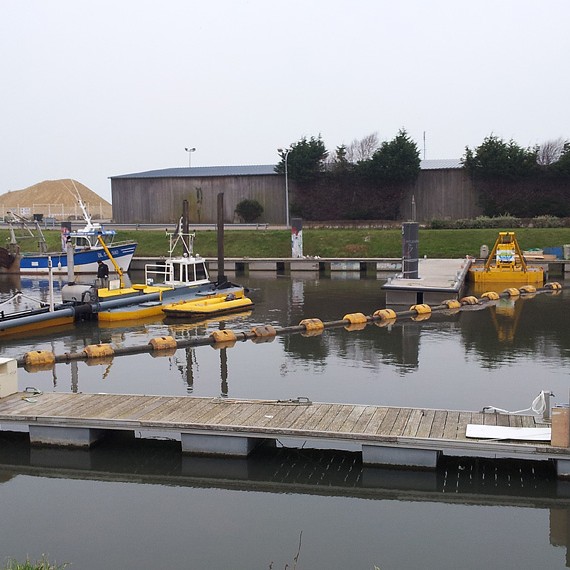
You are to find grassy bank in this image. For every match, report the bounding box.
[2,227,570,258]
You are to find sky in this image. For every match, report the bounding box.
[1,0,569,202]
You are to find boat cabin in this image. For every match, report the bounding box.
[69,227,117,251]
[144,255,210,288]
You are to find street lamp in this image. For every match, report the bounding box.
[184,147,196,167]
[278,147,291,228]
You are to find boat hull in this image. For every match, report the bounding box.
[468,266,544,284]
[0,306,77,337]
[163,296,253,318]
[96,284,246,323]
[19,243,137,274]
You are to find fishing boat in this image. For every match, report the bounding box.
[2,182,137,275]
[468,231,544,285]
[163,290,253,319]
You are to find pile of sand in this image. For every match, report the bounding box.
[0,179,112,220]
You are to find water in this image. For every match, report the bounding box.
[1,271,570,569]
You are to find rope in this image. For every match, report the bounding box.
[482,390,551,416]
[0,291,48,308]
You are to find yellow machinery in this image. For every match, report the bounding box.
[468,231,544,284]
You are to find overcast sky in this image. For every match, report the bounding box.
[1,0,568,202]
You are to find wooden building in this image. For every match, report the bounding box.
[110,165,288,225]
[402,159,481,222]
[110,160,480,225]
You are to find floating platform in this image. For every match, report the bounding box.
[468,231,545,285]
[382,258,471,306]
[1,391,569,478]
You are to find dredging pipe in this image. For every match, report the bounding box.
[17,282,563,370]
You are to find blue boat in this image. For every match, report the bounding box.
[9,196,137,275]
[19,236,137,275]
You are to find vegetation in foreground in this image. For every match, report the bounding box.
[2,556,68,570]
[2,227,570,259]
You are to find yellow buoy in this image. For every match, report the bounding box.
[24,350,55,367]
[83,344,115,358]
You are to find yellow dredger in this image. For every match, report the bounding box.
[468,231,544,285]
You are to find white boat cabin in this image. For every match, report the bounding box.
[144,255,210,288]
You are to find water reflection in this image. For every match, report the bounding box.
[1,432,570,568]
[2,272,570,568]
[1,273,569,412]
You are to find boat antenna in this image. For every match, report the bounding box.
[167,217,194,258]
[63,179,97,231]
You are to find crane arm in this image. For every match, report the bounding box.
[97,234,124,288]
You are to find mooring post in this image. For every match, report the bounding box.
[217,192,225,284]
[543,390,553,423]
[182,199,190,256]
[402,222,419,279]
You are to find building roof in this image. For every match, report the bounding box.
[110,159,463,180]
[420,159,462,170]
[110,165,277,179]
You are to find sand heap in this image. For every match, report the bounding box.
[0,179,112,220]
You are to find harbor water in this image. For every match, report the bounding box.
[0,271,570,569]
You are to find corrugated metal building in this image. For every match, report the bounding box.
[110,160,480,224]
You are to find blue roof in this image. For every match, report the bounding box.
[110,165,277,179]
[111,160,462,180]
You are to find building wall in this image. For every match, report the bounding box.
[401,168,482,222]
[111,175,287,224]
[111,169,481,224]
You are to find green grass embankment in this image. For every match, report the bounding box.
[2,228,570,258]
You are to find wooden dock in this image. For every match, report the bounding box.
[130,256,402,274]
[1,392,569,477]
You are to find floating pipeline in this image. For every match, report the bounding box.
[17,282,564,370]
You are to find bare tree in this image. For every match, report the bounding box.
[537,137,568,165]
[345,132,379,162]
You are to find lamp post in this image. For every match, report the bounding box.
[278,148,291,228]
[184,147,196,167]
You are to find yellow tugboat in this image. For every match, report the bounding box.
[468,231,544,285]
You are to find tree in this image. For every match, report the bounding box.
[275,135,328,183]
[328,144,353,173]
[551,141,570,175]
[345,132,379,162]
[235,199,263,222]
[537,137,568,165]
[358,129,421,184]
[463,135,539,179]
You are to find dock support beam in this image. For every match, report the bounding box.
[181,433,266,457]
[29,425,105,448]
[557,459,570,479]
[362,444,440,469]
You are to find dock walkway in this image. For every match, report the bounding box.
[382,258,471,305]
[1,393,569,477]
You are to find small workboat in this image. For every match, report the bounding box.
[163,291,253,318]
[0,260,91,337]
[468,231,544,285]
[95,229,247,323]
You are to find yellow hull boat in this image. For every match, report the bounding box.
[163,293,253,318]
